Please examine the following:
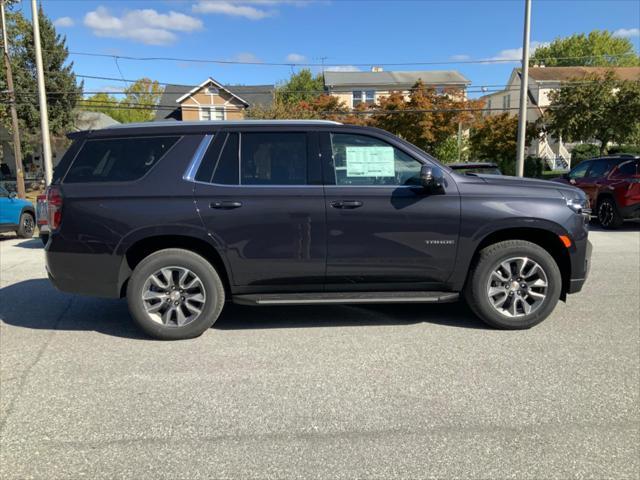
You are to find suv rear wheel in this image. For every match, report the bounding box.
[464,240,562,329]
[126,248,225,340]
[597,197,623,229]
[16,212,35,238]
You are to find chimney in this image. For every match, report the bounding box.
[371,66,383,72]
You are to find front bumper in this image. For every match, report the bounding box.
[567,239,592,294]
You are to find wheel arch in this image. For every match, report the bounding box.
[121,234,233,298]
[468,227,572,300]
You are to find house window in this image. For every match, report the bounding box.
[352,90,376,108]
[199,107,225,121]
[503,94,511,110]
[205,86,219,95]
[486,98,492,111]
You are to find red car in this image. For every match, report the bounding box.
[553,154,640,229]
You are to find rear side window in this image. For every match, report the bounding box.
[614,160,639,177]
[213,133,239,185]
[64,136,179,183]
[240,132,308,185]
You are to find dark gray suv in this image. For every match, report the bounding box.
[45,120,591,339]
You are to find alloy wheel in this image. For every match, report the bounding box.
[598,201,614,227]
[141,266,206,327]
[23,215,34,236]
[486,257,548,318]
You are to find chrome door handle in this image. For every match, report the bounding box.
[210,201,243,210]
[331,200,363,209]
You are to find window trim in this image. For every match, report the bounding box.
[352,90,376,108]
[183,134,214,182]
[198,106,226,121]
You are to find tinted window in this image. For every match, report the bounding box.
[195,135,224,183]
[240,133,307,185]
[614,160,638,177]
[213,133,239,185]
[65,136,179,183]
[568,161,591,179]
[586,159,613,178]
[330,133,422,186]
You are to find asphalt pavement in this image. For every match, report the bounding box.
[1,225,639,479]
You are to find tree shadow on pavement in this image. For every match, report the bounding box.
[0,278,488,338]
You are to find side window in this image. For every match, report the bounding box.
[568,161,591,179]
[330,133,422,186]
[213,133,239,185]
[612,160,638,178]
[240,132,307,185]
[64,136,179,183]
[585,159,612,178]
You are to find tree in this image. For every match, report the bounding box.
[530,30,639,67]
[80,78,164,123]
[276,68,324,105]
[470,113,519,163]
[0,5,82,146]
[373,81,483,155]
[545,72,640,154]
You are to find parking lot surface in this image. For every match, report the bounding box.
[1,226,639,479]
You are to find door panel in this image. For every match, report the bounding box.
[321,132,460,287]
[193,131,326,287]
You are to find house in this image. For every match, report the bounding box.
[154,77,275,121]
[481,66,640,169]
[324,68,471,109]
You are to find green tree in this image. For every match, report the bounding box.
[545,72,640,154]
[0,5,82,145]
[530,30,640,67]
[276,68,324,105]
[470,113,519,163]
[80,79,163,123]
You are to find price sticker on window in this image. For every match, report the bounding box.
[345,146,395,177]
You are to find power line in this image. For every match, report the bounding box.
[57,50,639,67]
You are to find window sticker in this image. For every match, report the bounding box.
[345,146,395,177]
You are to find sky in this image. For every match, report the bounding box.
[33,0,640,99]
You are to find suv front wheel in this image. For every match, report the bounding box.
[126,248,225,340]
[464,240,562,329]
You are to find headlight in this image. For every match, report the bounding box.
[560,190,591,216]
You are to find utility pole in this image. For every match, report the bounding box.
[1,0,26,198]
[515,0,532,178]
[31,0,52,186]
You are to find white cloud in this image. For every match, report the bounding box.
[450,54,470,61]
[192,1,272,19]
[84,6,203,46]
[192,1,314,20]
[286,53,306,62]
[232,52,262,63]
[325,65,360,72]
[53,16,75,28]
[613,28,640,38]
[489,41,548,61]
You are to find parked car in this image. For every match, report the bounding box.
[36,193,50,245]
[44,120,591,340]
[0,186,36,238]
[551,154,640,229]
[448,162,502,175]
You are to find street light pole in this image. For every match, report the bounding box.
[1,0,26,198]
[515,0,532,178]
[31,0,52,186]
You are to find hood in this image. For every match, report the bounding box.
[465,173,585,198]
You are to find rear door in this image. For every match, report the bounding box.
[320,131,460,289]
[581,158,615,206]
[193,130,327,289]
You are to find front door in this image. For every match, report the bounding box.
[320,131,460,289]
[193,130,326,288]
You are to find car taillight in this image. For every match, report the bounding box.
[47,186,63,230]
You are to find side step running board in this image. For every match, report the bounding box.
[232,291,459,306]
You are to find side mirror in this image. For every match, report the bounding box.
[420,165,443,193]
[8,191,17,199]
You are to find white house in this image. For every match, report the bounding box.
[481,66,640,169]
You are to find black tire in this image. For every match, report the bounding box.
[16,212,35,238]
[464,240,562,330]
[597,197,623,229]
[126,248,225,340]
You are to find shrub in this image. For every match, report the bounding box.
[571,144,600,167]
[498,156,544,178]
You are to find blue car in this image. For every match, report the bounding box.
[0,185,36,238]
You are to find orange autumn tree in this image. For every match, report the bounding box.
[372,80,484,155]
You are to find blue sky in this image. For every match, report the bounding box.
[38,0,640,99]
